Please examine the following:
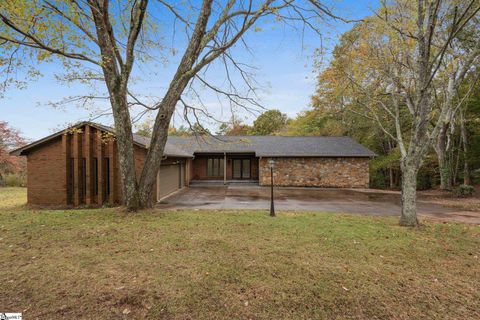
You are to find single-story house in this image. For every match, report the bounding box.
[10,122,375,206]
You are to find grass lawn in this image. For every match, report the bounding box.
[0,187,479,319]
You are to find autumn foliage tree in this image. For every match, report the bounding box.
[0,121,25,186]
[249,109,288,135]
[304,0,480,226]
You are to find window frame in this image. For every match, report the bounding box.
[206,156,224,177]
[93,158,98,196]
[104,157,110,196]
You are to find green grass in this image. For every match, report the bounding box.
[0,187,479,319]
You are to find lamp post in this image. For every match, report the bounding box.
[268,159,275,217]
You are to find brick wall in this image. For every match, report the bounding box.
[27,137,66,206]
[259,157,370,188]
[24,123,188,206]
[27,126,166,206]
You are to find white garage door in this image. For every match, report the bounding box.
[157,164,181,200]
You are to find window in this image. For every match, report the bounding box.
[104,158,110,196]
[206,157,224,177]
[82,158,87,200]
[69,158,75,203]
[232,158,251,179]
[242,159,251,179]
[93,158,98,196]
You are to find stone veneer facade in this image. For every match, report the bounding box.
[259,157,369,188]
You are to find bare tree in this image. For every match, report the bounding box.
[331,0,479,226]
[0,0,340,210]
[459,107,471,185]
[432,18,480,190]
[380,0,479,226]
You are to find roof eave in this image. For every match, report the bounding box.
[9,121,149,156]
[257,154,376,158]
[164,153,194,158]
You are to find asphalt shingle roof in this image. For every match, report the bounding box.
[161,135,375,158]
[11,121,375,158]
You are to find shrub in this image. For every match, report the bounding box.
[453,184,475,198]
[4,173,27,187]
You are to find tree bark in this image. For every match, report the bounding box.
[460,109,471,185]
[109,92,140,210]
[87,0,148,211]
[389,167,395,189]
[137,79,191,207]
[435,146,452,191]
[452,135,461,186]
[435,123,452,190]
[400,160,419,227]
[136,0,214,208]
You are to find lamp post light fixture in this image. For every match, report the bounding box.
[268,159,275,217]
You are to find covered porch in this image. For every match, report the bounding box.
[189,153,259,185]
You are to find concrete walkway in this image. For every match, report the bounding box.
[157,185,480,224]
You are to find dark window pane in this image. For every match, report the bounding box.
[69,158,75,204]
[219,159,224,177]
[105,158,110,196]
[242,159,250,178]
[213,158,219,176]
[233,159,241,179]
[207,157,224,177]
[93,158,98,196]
[207,158,213,176]
[82,158,87,201]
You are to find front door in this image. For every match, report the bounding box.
[232,159,251,179]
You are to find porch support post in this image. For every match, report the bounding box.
[185,159,190,187]
[224,152,227,185]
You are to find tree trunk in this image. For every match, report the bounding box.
[137,97,178,208]
[400,160,419,227]
[137,117,170,208]
[435,124,452,190]
[135,0,214,208]
[460,110,471,185]
[452,135,461,186]
[109,92,141,210]
[389,166,395,189]
[437,150,452,190]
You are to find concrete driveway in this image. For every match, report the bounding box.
[157,184,480,224]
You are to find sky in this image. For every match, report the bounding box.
[1,0,379,141]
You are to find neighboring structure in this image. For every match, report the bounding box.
[11,122,375,206]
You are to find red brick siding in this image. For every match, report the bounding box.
[24,124,164,206]
[27,137,66,205]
